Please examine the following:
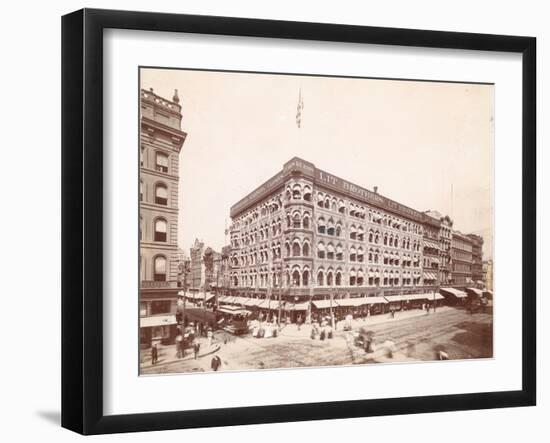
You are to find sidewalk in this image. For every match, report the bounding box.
[140,337,221,370]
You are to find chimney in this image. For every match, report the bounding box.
[373,186,378,194]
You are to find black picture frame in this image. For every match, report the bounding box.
[61,8,536,435]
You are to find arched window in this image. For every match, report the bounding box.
[350,246,357,262]
[317,271,324,286]
[327,219,335,236]
[303,242,310,257]
[384,233,388,246]
[324,197,330,209]
[338,200,346,214]
[292,184,302,200]
[335,223,342,237]
[155,152,169,173]
[357,269,364,286]
[292,269,301,287]
[349,269,356,286]
[327,243,335,260]
[303,186,312,202]
[336,244,343,261]
[140,180,144,202]
[357,226,365,241]
[357,247,364,262]
[350,224,357,240]
[293,212,301,228]
[317,192,324,208]
[368,231,373,243]
[326,271,334,286]
[292,241,301,257]
[154,218,167,242]
[317,217,326,234]
[303,213,310,229]
[285,242,291,257]
[317,242,326,259]
[302,269,310,286]
[154,256,167,281]
[335,271,342,286]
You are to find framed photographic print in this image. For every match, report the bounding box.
[61,8,536,435]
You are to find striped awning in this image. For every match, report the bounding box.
[186,292,215,302]
[423,240,440,250]
[440,287,467,298]
[423,272,437,280]
[384,295,406,303]
[467,287,484,297]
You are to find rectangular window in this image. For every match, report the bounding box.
[156,152,169,173]
[151,300,172,315]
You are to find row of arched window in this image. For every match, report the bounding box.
[230,265,424,288]
[286,210,311,230]
[285,183,313,202]
[230,193,284,230]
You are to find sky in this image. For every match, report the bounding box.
[141,68,494,260]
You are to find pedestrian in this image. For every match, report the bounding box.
[211,355,222,371]
[390,307,395,319]
[175,334,183,359]
[151,343,158,365]
[207,328,213,347]
[297,314,303,331]
[193,341,200,360]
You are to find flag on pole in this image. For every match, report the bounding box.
[296,88,304,128]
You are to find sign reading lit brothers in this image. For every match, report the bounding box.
[230,157,438,226]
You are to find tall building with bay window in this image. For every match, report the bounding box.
[468,234,484,285]
[424,211,453,286]
[450,230,474,286]
[227,157,446,320]
[139,88,187,347]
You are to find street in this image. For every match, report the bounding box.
[140,306,493,375]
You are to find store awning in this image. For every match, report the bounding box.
[140,314,177,328]
[440,287,467,298]
[423,272,437,280]
[336,298,365,307]
[218,307,250,316]
[404,293,444,301]
[467,287,484,297]
[423,240,440,250]
[312,299,335,309]
[285,302,310,311]
[186,292,215,302]
[384,295,406,303]
[364,296,388,304]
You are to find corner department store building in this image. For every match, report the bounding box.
[226,158,475,320]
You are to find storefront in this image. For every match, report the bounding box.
[139,314,177,348]
[440,287,468,305]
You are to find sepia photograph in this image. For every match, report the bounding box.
[138,67,494,375]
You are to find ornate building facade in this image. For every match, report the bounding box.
[139,88,187,346]
[227,158,446,318]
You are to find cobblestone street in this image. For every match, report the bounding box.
[141,306,493,375]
